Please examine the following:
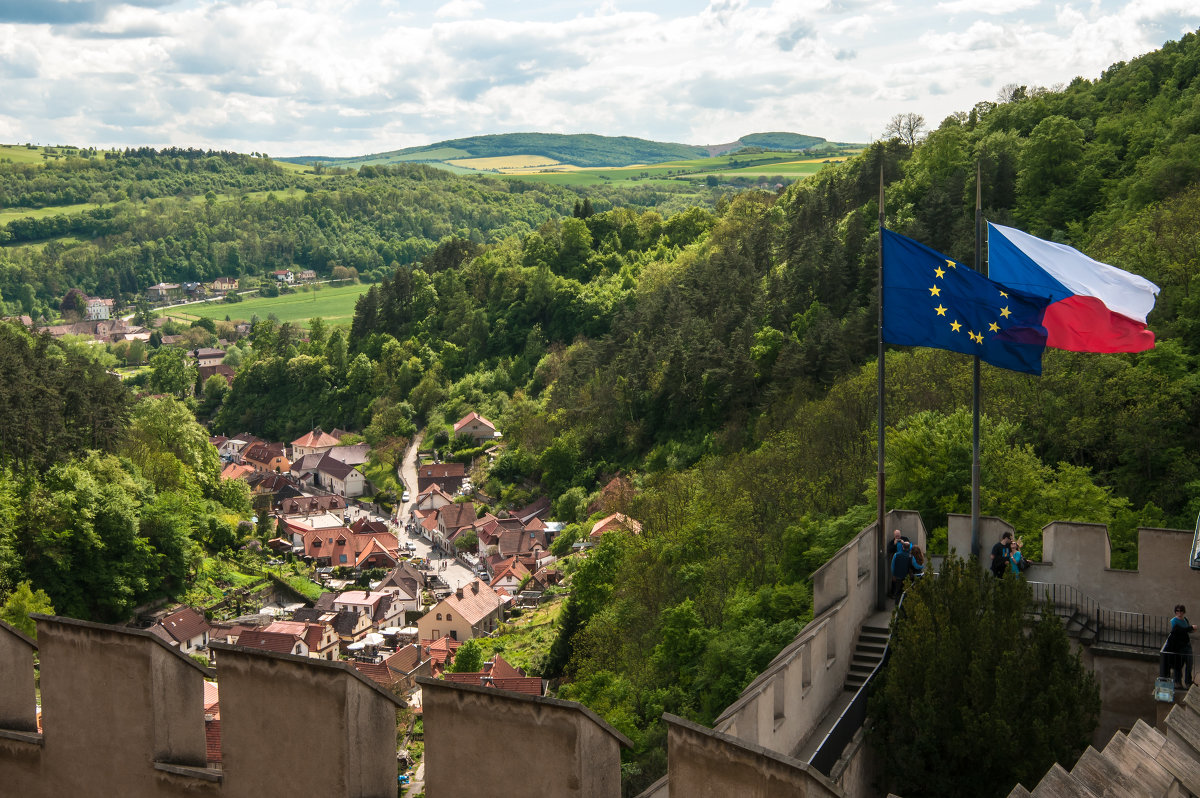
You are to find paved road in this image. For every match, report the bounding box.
[393,430,476,590]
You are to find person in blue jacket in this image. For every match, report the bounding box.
[890,539,914,600]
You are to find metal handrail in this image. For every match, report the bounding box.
[1028,581,1173,652]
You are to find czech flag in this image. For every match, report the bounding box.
[988,223,1159,353]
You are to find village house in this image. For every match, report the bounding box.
[332,591,404,630]
[408,483,456,525]
[146,282,182,302]
[420,635,462,677]
[375,563,424,616]
[263,620,340,661]
[417,461,467,494]
[297,269,317,281]
[453,411,500,444]
[235,628,310,657]
[190,347,226,368]
[433,502,479,553]
[489,558,531,595]
[291,428,341,459]
[198,363,236,385]
[243,442,290,473]
[211,276,238,293]
[84,297,114,321]
[325,443,370,467]
[382,643,432,692]
[146,606,211,655]
[316,454,368,498]
[277,493,346,516]
[416,579,505,642]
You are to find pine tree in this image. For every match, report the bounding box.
[868,555,1099,797]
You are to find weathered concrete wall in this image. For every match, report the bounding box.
[0,615,403,798]
[715,510,924,759]
[419,677,630,798]
[946,514,1017,560]
[949,516,1196,618]
[0,619,37,732]
[664,714,841,797]
[215,643,402,798]
[1084,648,1161,747]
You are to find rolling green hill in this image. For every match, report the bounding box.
[279,131,841,169]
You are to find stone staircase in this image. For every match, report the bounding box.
[845,621,890,692]
[1007,687,1200,796]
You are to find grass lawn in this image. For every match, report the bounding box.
[473,594,566,673]
[159,282,370,327]
[0,201,102,226]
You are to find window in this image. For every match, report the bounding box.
[339,555,347,563]
[450,630,457,640]
[446,614,452,621]
[436,613,442,620]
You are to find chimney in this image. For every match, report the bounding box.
[456,587,464,599]
[471,582,479,594]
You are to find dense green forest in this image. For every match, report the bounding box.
[0,322,252,622]
[0,151,708,319]
[3,29,1200,795]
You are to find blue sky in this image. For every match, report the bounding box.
[0,0,1196,157]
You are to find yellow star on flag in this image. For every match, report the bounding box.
[1000,306,1011,318]
[934,304,947,316]
[988,322,999,332]
[934,266,945,279]
[999,290,1008,298]
[970,331,984,343]
[945,259,956,269]
[950,320,962,332]
[929,285,941,297]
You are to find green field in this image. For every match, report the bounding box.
[0,201,102,226]
[160,283,370,327]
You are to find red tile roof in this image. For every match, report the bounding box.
[156,606,210,645]
[453,411,496,433]
[353,661,396,687]
[291,429,341,449]
[237,629,305,655]
[386,644,424,674]
[438,579,504,626]
[205,718,222,764]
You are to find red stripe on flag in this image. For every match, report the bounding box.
[1043,295,1155,353]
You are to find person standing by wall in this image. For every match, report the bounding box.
[990,531,1013,578]
[1163,604,1197,689]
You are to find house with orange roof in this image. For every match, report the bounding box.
[589,512,643,539]
[453,411,499,444]
[333,590,405,630]
[243,442,290,473]
[290,428,342,458]
[416,579,505,643]
[419,636,463,677]
[489,558,531,595]
[219,462,255,482]
[264,620,340,661]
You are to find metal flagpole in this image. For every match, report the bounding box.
[877,159,888,610]
[970,161,982,559]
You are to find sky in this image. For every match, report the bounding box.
[0,0,1197,158]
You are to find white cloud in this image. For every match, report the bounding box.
[0,0,1196,155]
[435,0,483,20]
[935,0,1039,15]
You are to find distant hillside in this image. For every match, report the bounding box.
[279,131,835,170]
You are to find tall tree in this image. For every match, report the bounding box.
[868,556,1100,798]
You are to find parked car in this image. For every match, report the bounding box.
[401,490,410,502]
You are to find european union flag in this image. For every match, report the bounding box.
[882,228,1050,375]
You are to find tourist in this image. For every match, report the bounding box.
[990,531,1013,577]
[1162,604,1197,689]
